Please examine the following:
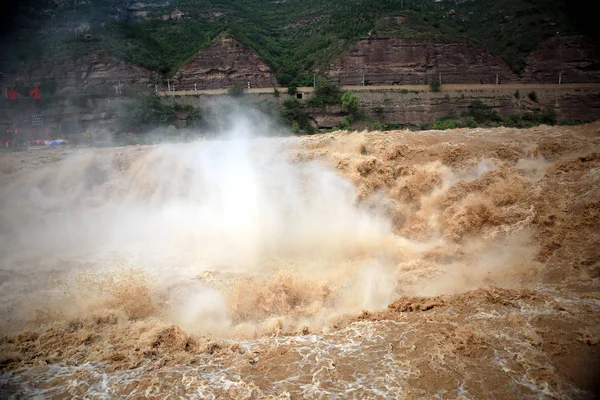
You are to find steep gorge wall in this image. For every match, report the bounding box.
[172,35,279,90]
[329,35,600,86]
[0,95,129,140]
[4,53,155,93]
[3,34,597,95]
[1,34,278,95]
[161,86,600,130]
[0,53,152,139]
[523,35,600,84]
[1,86,598,138]
[350,87,600,128]
[329,37,517,85]
[2,33,599,136]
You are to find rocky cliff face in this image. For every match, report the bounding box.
[350,88,600,128]
[5,53,155,94]
[1,54,154,138]
[329,35,600,85]
[329,36,518,85]
[172,34,279,90]
[162,86,600,131]
[523,35,600,84]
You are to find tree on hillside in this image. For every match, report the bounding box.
[341,91,360,116]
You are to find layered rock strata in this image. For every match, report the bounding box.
[172,34,279,90]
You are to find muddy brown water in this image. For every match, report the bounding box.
[1,123,599,399]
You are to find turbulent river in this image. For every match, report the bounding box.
[1,114,599,399]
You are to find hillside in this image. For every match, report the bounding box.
[0,0,596,86]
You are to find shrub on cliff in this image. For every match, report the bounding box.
[185,105,204,127]
[373,121,406,131]
[287,86,298,96]
[341,91,360,116]
[466,100,501,124]
[227,83,246,97]
[167,125,178,135]
[505,109,556,128]
[117,95,175,133]
[308,80,343,107]
[433,118,461,130]
[504,114,524,128]
[281,98,314,133]
[464,117,478,128]
[339,115,354,130]
[539,108,557,125]
[429,79,441,92]
[528,91,538,103]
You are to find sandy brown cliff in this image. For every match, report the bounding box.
[329,35,600,85]
[172,34,279,90]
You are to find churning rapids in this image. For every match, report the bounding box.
[0,114,599,399]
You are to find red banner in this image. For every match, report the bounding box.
[29,87,41,100]
[7,86,42,100]
[7,88,20,100]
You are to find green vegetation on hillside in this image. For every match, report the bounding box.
[116,94,204,133]
[0,0,592,84]
[429,100,559,130]
[371,0,577,73]
[281,81,361,133]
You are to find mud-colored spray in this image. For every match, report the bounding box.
[2,116,600,399]
[0,108,548,341]
[0,108,397,339]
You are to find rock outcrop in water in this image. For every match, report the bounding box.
[172,34,279,91]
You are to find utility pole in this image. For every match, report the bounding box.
[439,73,442,85]
[168,79,171,92]
[362,73,365,86]
[559,71,563,85]
[496,73,499,85]
[194,83,197,92]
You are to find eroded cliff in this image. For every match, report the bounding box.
[5,53,155,93]
[329,35,600,85]
[523,35,600,84]
[172,34,279,90]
